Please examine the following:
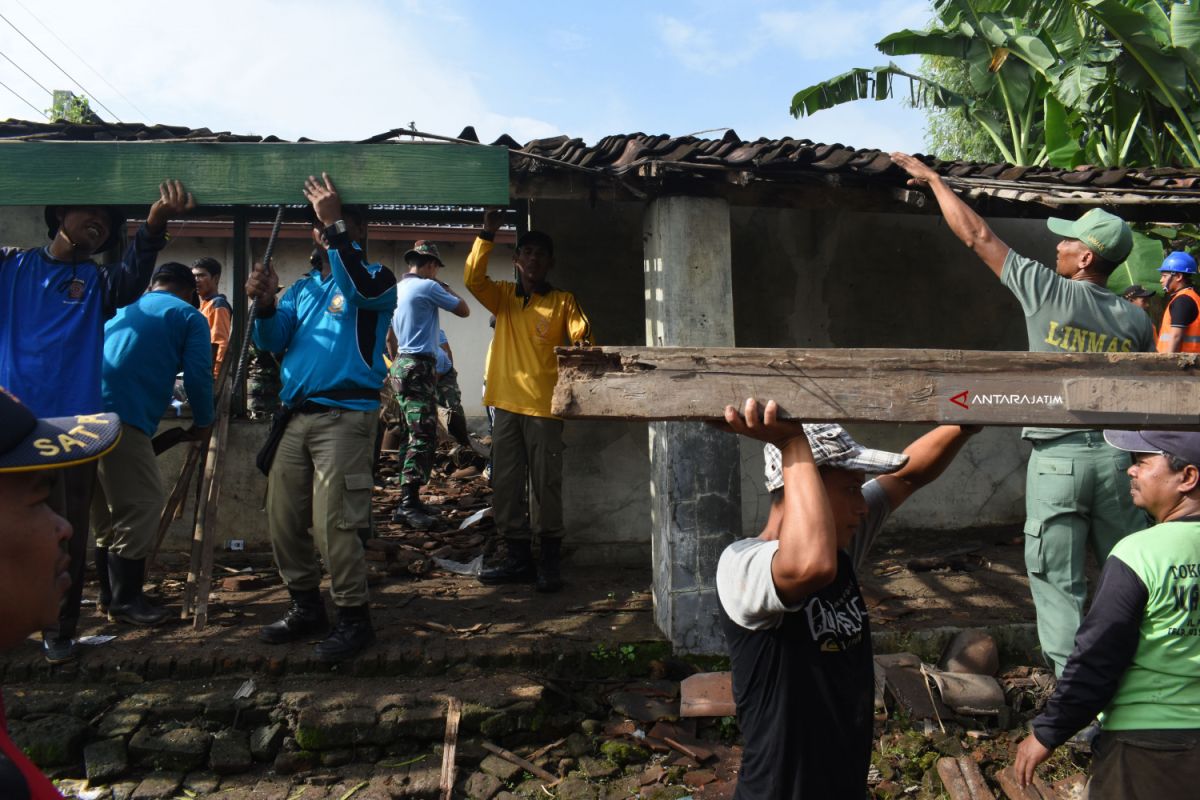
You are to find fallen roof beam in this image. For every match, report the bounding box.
[552,347,1200,428]
[0,142,508,205]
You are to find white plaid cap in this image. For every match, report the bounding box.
[763,423,908,492]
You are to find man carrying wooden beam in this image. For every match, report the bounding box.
[1014,429,1200,799]
[0,181,195,664]
[466,210,592,593]
[893,153,1155,679]
[247,174,396,664]
[92,262,214,627]
[716,399,908,798]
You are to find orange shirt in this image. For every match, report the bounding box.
[198,293,233,377]
[1157,286,1200,353]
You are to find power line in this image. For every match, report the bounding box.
[0,48,52,97]
[11,0,147,119]
[0,11,121,122]
[0,75,47,118]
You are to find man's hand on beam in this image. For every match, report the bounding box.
[303,172,343,227]
[146,179,196,234]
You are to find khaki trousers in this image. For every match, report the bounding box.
[92,424,164,560]
[267,407,376,607]
[491,408,563,542]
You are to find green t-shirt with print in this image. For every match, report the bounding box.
[1000,250,1156,441]
[1102,521,1200,731]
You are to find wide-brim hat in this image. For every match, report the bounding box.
[43,205,124,254]
[1046,208,1133,264]
[764,424,908,492]
[0,388,121,473]
[1103,430,1200,469]
[404,240,444,266]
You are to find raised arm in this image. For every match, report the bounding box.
[101,180,194,316]
[722,399,838,604]
[873,425,979,510]
[304,173,396,310]
[463,209,505,314]
[891,153,1010,277]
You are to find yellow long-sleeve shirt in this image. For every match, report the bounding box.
[464,236,591,418]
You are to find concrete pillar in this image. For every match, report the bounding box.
[643,196,740,654]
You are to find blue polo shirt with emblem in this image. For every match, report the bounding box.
[0,226,167,417]
[253,235,397,411]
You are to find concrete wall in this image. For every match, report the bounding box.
[532,201,1053,551]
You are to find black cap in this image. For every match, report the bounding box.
[1122,284,1155,300]
[0,387,121,473]
[43,205,125,254]
[516,230,554,255]
[1104,430,1200,468]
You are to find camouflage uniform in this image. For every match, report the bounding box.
[246,345,282,421]
[435,367,463,413]
[388,354,438,487]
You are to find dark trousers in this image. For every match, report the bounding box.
[46,461,97,640]
[1088,730,1200,799]
[491,408,563,542]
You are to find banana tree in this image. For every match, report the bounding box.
[790,0,1200,167]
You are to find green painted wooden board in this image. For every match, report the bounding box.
[0,142,509,205]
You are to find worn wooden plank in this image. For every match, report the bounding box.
[0,141,509,205]
[553,347,1200,428]
[439,697,461,800]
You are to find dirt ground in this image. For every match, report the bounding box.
[8,448,1058,675]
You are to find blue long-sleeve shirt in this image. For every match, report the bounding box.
[0,225,167,417]
[253,230,396,411]
[101,290,214,437]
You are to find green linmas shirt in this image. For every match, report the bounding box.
[1104,521,1200,731]
[1001,250,1157,441]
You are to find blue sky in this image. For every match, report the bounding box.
[0,0,933,152]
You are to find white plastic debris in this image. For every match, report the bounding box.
[458,506,494,531]
[233,678,256,700]
[432,554,484,576]
[76,635,117,646]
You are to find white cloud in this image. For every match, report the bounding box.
[655,15,758,74]
[0,0,561,143]
[758,1,931,60]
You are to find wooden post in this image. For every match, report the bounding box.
[230,207,249,416]
[182,367,231,627]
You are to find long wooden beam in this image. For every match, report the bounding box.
[553,347,1200,428]
[0,142,508,205]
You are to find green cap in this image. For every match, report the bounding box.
[1046,208,1132,264]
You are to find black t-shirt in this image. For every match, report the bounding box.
[1169,292,1199,327]
[718,550,874,799]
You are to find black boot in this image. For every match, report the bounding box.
[392,484,437,529]
[535,538,565,593]
[107,554,170,626]
[259,587,329,644]
[95,546,112,614]
[314,604,376,663]
[479,539,537,585]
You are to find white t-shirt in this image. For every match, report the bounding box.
[717,478,890,631]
